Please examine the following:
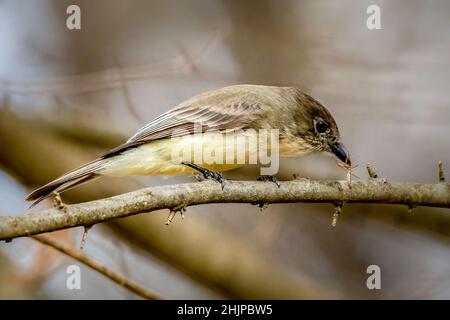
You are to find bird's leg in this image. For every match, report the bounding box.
[257,175,281,188]
[182,161,225,189]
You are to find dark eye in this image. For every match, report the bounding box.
[315,120,329,133]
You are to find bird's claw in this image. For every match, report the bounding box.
[182,161,226,190]
[257,175,281,188]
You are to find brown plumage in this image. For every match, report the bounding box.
[26,84,350,207]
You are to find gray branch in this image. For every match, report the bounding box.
[1,178,450,241]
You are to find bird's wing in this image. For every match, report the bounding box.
[101,100,263,159]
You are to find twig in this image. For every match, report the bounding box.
[115,58,142,124]
[166,204,187,225]
[408,204,417,214]
[366,163,387,184]
[0,25,229,96]
[1,179,450,241]
[366,163,379,179]
[331,202,344,227]
[52,191,66,210]
[80,225,92,250]
[346,169,352,189]
[32,234,164,300]
[439,160,445,183]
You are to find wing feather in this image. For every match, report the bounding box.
[102,100,263,159]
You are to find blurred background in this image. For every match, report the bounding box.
[1,0,450,299]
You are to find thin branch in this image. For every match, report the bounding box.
[439,160,445,183]
[331,202,344,227]
[1,179,449,241]
[366,163,379,179]
[0,24,229,95]
[115,58,142,124]
[80,225,92,250]
[32,234,164,300]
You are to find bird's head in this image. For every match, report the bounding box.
[283,90,351,168]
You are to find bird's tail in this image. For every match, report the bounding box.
[25,159,104,208]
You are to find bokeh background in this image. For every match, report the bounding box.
[1,0,450,299]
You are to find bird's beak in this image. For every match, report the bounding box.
[329,142,351,167]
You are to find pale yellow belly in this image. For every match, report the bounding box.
[100,132,256,177]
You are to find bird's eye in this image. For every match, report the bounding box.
[315,120,329,133]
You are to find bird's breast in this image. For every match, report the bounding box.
[101,131,281,176]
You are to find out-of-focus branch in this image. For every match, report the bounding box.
[32,235,163,300]
[0,24,229,95]
[115,58,142,124]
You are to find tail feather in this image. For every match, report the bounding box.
[26,160,104,207]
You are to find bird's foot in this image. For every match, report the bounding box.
[182,162,225,189]
[257,175,281,188]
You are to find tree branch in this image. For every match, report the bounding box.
[1,178,449,241]
[32,235,164,300]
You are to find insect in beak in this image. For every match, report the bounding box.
[329,142,351,168]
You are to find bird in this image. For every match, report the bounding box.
[26,84,351,207]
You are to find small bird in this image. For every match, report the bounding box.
[26,84,351,207]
